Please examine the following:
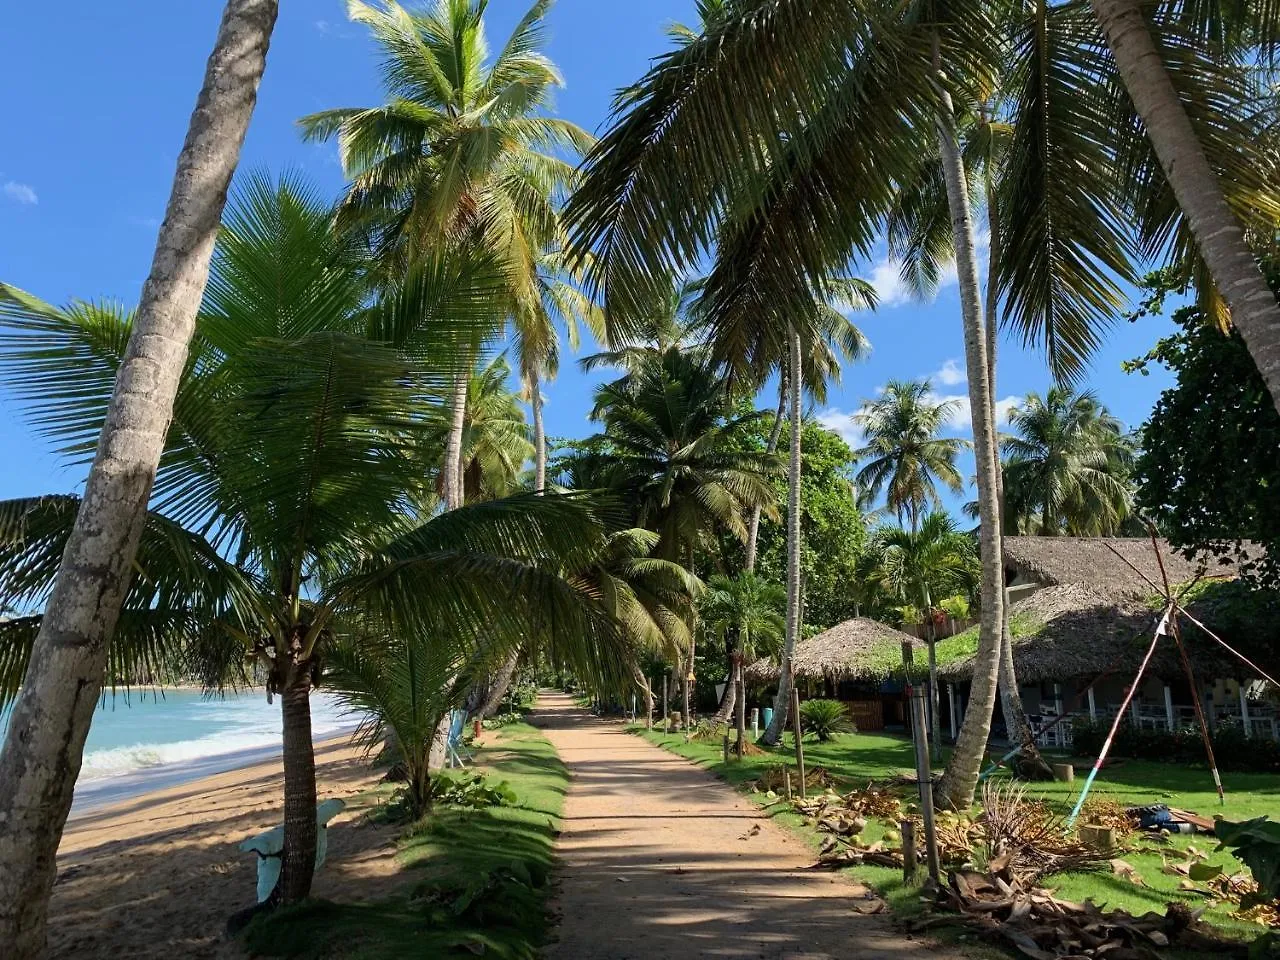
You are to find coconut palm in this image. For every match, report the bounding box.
[854,380,969,533]
[300,0,593,510]
[700,572,785,747]
[0,4,279,951]
[0,177,625,911]
[451,353,534,503]
[872,513,977,757]
[1002,388,1135,536]
[564,0,1280,808]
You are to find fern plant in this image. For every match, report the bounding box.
[799,699,854,742]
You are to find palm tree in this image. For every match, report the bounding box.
[700,572,785,749]
[872,513,977,757]
[1002,389,1135,536]
[563,0,1279,808]
[0,3,279,951]
[300,0,592,510]
[854,380,969,533]
[0,178,623,911]
[452,354,534,503]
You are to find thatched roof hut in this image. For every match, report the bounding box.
[1002,536,1242,602]
[744,617,925,684]
[938,583,1266,684]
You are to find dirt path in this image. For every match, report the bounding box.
[533,693,944,960]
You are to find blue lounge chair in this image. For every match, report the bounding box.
[446,709,474,768]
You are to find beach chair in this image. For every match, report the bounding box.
[239,797,346,903]
[446,709,474,768]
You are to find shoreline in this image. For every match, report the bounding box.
[69,728,359,817]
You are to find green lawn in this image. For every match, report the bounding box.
[632,725,1278,942]
[243,722,568,960]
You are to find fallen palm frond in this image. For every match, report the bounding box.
[926,869,1248,959]
[1078,797,1138,837]
[753,764,839,794]
[981,780,1110,884]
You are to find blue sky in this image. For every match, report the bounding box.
[0,0,1178,515]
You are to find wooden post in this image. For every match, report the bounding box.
[1129,696,1140,728]
[784,767,792,801]
[1087,686,1097,721]
[901,819,918,883]
[1163,684,1175,731]
[1239,684,1252,738]
[750,707,759,739]
[910,688,941,883]
[723,733,730,764]
[792,686,806,799]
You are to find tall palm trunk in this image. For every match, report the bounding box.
[633,665,655,729]
[923,585,942,761]
[1092,0,1280,414]
[744,385,787,573]
[475,650,521,719]
[0,2,277,952]
[530,370,547,493]
[275,663,318,903]
[984,177,1052,779]
[713,628,738,722]
[762,329,804,745]
[443,371,468,510]
[932,61,1005,810]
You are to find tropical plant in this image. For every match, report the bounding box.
[562,0,1280,811]
[451,353,534,503]
[799,699,854,742]
[0,179,624,913]
[0,2,278,952]
[700,571,785,730]
[300,0,593,510]
[871,513,977,757]
[1002,388,1135,536]
[854,380,968,532]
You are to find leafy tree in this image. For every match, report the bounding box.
[1003,388,1136,535]
[452,354,533,503]
[1133,296,1280,589]
[0,179,623,910]
[0,3,280,950]
[700,571,785,732]
[854,380,968,532]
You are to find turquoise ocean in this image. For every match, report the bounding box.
[0,688,358,812]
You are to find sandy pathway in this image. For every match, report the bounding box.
[534,693,943,960]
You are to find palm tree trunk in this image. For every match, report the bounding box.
[931,58,1006,811]
[734,651,747,756]
[274,663,318,904]
[681,639,693,733]
[762,329,804,745]
[475,650,520,719]
[1091,0,1280,414]
[443,371,468,510]
[0,3,278,952]
[633,665,655,729]
[745,385,787,573]
[984,178,1052,780]
[531,370,547,494]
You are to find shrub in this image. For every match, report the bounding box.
[1070,718,1280,772]
[799,699,855,742]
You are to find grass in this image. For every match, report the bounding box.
[631,724,1278,943]
[242,722,568,960]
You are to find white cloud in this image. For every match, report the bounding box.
[815,407,864,449]
[932,358,965,387]
[928,391,1021,431]
[314,19,331,32]
[867,260,911,308]
[3,181,37,205]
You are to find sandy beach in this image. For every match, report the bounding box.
[51,737,402,959]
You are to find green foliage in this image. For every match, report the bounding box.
[870,512,978,627]
[750,420,868,630]
[430,773,519,810]
[1071,719,1280,773]
[1132,284,1280,590]
[483,711,528,729]
[798,699,854,742]
[1215,817,1280,903]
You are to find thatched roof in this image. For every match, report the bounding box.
[744,617,925,683]
[938,583,1270,684]
[1002,536,1244,602]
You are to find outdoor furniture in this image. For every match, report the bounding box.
[239,798,346,903]
[446,709,473,768]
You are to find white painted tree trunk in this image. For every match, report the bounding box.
[1091,0,1280,414]
[0,3,278,953]
[762,330,804,745]
[932,74,1006,811]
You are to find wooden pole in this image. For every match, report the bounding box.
[901,819,918,883]
[791,685,806,799]
[723,733,730,764]
[784,767,792,801]
[734,654,746,758]
[910,688,941,883]
[662,671,669,735]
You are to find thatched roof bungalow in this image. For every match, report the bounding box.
[1002,536,1243,602]
[744,617,924,684]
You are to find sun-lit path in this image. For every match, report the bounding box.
[532,692,947,960]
